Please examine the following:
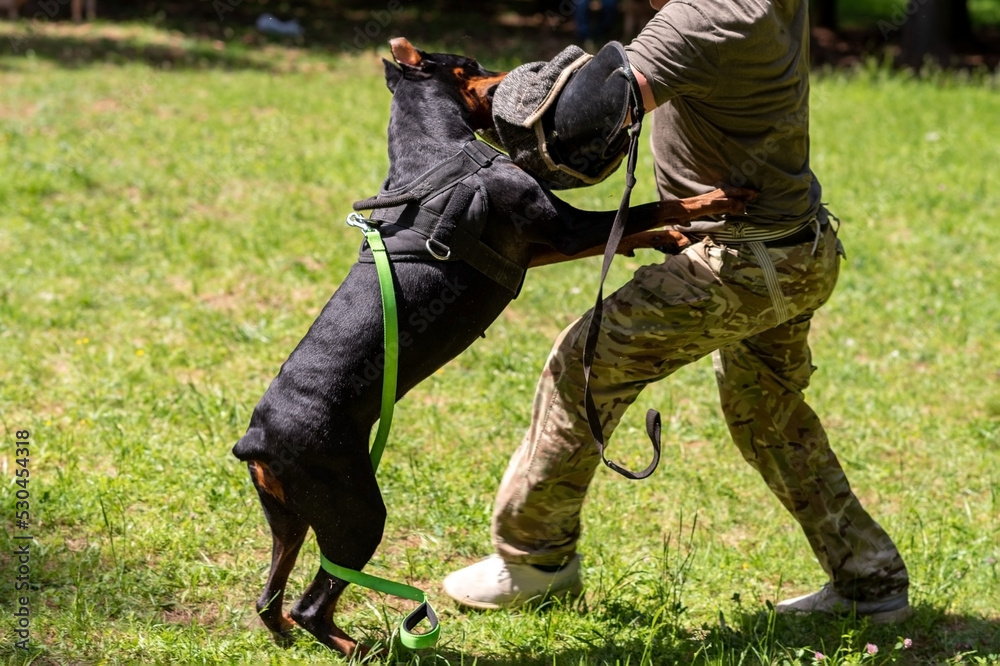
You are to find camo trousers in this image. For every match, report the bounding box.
[491,216,909,601]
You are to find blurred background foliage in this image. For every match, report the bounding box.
[2,0,999,69]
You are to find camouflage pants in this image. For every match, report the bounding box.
[492,216,909,601]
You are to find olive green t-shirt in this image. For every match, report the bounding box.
[625,0,822,226]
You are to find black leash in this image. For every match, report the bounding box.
[579,74,661,481]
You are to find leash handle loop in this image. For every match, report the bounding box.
[320,554,440,650]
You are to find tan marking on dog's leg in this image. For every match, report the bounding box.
[280,612,296,632]
[249,460,286,503]
[324,601,363,657]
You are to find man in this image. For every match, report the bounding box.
[444,0,912,623]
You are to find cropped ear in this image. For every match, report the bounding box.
[383,58,403,93]
[390,37,422,68]
[390,37,433,80]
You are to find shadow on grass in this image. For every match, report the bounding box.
[0,6,583,73]
[688,607,1000,664]
[0,25,277,70]
[2,5,999,75]
[424,603,1000,664]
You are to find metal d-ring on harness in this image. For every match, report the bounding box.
[425,238,451,261]
[317,212,439,651]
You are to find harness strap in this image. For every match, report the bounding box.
[464,138,504,168]
[354,141,503,212]
[355,141,524,296]
[321,213,439,650]
[428,182,525,295]
[354,190,419,211]
[446,225,525,295]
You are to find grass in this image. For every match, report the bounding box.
[837,0,1000,28]
[1,23,999,666]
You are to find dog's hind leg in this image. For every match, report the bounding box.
[288,570,361,656]
[285,450,387,658]
[247,460,309,646]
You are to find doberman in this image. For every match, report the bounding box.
[232,38,753,657]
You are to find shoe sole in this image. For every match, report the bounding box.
[867,604,913,625]
[450,581,584,611]
[777,604,913,625]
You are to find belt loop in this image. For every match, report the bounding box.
[810,215,822,256]
[825,208,847,259]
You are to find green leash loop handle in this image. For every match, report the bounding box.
[331,213,439,650]
[320,554,440,650]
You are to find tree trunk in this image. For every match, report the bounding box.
[811,0,837,30]
[949,0,974,45]
[899,0,956,67]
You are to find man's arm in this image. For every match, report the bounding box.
[632,67,659,113]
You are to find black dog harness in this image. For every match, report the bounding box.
[354,140,525,296]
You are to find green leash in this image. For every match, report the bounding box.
[321,212,439,650]
[348,212,397,473]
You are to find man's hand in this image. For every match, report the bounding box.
[655,186,757,222]
[617,229,691,256]
[527,229,688,268]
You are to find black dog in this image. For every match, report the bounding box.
[233,38,751,657]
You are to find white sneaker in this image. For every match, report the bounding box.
[442,554,583,610]
[776,584,912,624]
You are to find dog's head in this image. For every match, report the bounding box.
[382,38,506,132]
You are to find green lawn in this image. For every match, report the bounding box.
[1,24,999,666]
[838,0,1000,27]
